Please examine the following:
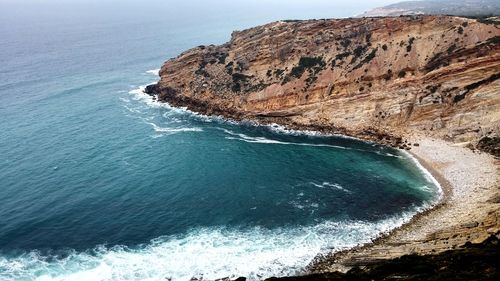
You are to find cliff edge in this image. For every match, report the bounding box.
[147,15,500,154]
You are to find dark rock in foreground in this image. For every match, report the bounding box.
[266,235,500,281]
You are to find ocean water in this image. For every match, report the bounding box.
[0,1,440,280]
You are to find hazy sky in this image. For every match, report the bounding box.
[0,0,402,4]
[0,0,403,14]
[0,0,404,22]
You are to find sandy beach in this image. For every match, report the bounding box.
[311,136,500,272]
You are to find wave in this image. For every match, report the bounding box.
[125,84,384,152]
[399,150,443,202]
[221,129,349,150]
[146,69,160,76]
[127,85,191,113]
[308,182,351,193]
[125,86,341,145]
[219,129,410,160]
[96,73,444,280]
[147,122,202,134]
[124,86,203,137]
[0,209,431,281]
[122,105,143,115]
[126,85,331,137]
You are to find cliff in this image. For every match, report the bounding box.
[146,15,500,155]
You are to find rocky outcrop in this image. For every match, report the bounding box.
[265,234,500,281]
[478,136,500,157]
[147,15,500,153]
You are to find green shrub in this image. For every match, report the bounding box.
[353,48,378,70]
[289,56,325,78]
[407,37,415,52]
[340,39,351,49]
[447,44,457,54]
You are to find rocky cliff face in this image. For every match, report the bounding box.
[148,15,500,152]
[266,234,500,281]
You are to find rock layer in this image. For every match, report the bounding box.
[148,15,500,153]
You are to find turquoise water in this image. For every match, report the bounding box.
[0,1,440,280]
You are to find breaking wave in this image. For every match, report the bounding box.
[220,128,349,149]
[308,182,351,193]
[0,210,430,281]
[147,122,202,134]
[145,69,160,76]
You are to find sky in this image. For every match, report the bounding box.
[0,0,403,15]
[0,0,405,26]
[0,0,402,4]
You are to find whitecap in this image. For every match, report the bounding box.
[126,86,201,131]
[146,69,160,76]
[399,150,443,201]
[418,185,433,192]
[0,208,435,281]
[308,182,351,193]
[220,129,349,150]
[147,122,202,134]
[122,105,143,114]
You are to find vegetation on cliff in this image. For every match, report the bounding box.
[148,15,499,155]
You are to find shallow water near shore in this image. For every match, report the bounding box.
[0,1,441,280]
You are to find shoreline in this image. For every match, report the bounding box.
[306,141,454,272]
[309,136,499,273]
[165,98,499,275]
[138,90,499,276]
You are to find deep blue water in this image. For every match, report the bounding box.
[0,1,440,280]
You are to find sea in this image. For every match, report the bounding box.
[0,0,441,280]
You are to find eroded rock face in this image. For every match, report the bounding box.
[265,234,500,281]
[149,16,500,149]
[477,136,500,157]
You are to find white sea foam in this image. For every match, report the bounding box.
[125,82,388,150]
[218,129,407,160]
[126,85,332,137]
[418,185,433,192]
[125,85,397,156]
[375,151,404,159]
[71,74,446,281]
[400,150,443,202]
[122,105,143,114]
[146,69,160,75]
[125,88,391,157]
[147,122,202,134]
[128,85,167,109]
[0,210,430,281]
[264,123,327,137]
[309,182,351,193]
[123,86,203,136]
[221,129,348,150]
